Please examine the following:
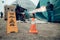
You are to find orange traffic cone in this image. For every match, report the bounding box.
[29,18,38,34]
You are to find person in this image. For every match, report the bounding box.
[46,2,54,22]
[15,4,27,21]
[21,13,26,23]
[33,13,35,18]
[1,12,3,18]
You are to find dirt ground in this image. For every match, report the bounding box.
[0,18,60,40]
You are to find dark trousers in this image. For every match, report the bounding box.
[1,15,3,18]
[47,11,54,22]
[16,14,25,22]
[16,14,20,20]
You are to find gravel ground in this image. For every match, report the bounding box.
[0,18,60,40]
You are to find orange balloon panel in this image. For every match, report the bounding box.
[7,11,18,34]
